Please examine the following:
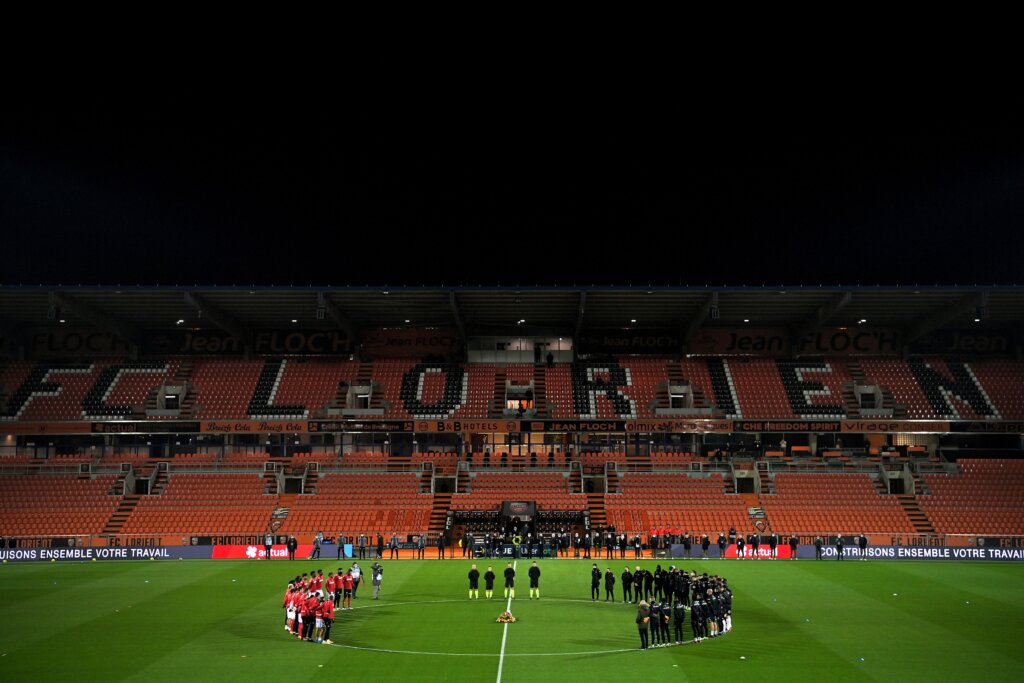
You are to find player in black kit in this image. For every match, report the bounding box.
[468,564,480,600]
[649,601,662,647]
[528,561,541,599]
[672,598,686,644]
[690,595,705,642]
[659,599,671,645]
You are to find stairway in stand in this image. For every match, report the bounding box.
[606,468,620,494]
[102,494,141,534]
[388,451,412,472]
[151,467,169,495]
[491,368,506,417]
[532,365,548,417]
[420,469,434,493]
[429,493,452,533]
[456,467,470,493]
[898,495,935,534]
[569,468,583,493]
[302,468,318,495]
[625,451,652,472]
[586,493,607,529]
[757,468,773,494]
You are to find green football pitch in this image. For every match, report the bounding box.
[1,557,1022,682]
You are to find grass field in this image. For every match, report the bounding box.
[1,556,1023,682]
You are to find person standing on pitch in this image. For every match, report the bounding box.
[643,566,654,601]
[835,534,845,560]
[789,533,799,560]
[358,533,367,560]
[371,561,383,599]
[484,566,496,599]
[337,532,347,560]
[648,600,663,647]
[814,535,823,560]
[503,562,516,600]
[769,532,778,559]
[636,600,651,650]
[350,562,362,599]
[417,532,427,559]
[468,564,480,599]
[604,567,616,602]
[264,532,273,560]
[310,531,323,560]
[287,535,298,560]
[622,566,633,603]
[736,535,745,559]
[682,532,692,559]
[717,532,726,558]
[321,593,335,644]
[619,533,627,559]
[388,532,399,560]
[437,531,447,559]
[590,563,601,601]
[858,532,868,560]
[528,560,541,599]
[672,595,686,644]
[701,533,711,559]
[375,532,384,560]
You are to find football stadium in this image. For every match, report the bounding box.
[1,285,1023,681]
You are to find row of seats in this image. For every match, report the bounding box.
[1,461,1021,537]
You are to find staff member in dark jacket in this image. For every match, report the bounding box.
[717,532,727,558]
[604,567,616,602]
[789,534,799,559]
[835,534,845,560]
[287,536,298,560]
[621,566,633,603]
[590,564,601,601]
[636,600,651,650]
[814,535,824,560]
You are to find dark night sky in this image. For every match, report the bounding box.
[2,87,1022,287]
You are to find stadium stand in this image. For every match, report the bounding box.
[119,473,276,535]
[451,472,586,512]
[920,459,1024,534]
[278,472,432,535]
[604,473,750,534]
[0,474,121,535]
[4,357,1024,422]
[760,473,917,534]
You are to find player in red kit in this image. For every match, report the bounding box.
[341,571,354,610]
[321,595,335,644]
[303,592,319,641]
[326,572,336,604]
[311,570,323,596]
[283,584,294,631]
[313,597,326,643]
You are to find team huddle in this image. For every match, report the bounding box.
[282,562,382,644]
[630,569,733,649]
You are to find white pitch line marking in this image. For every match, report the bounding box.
[496,560,516,683]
